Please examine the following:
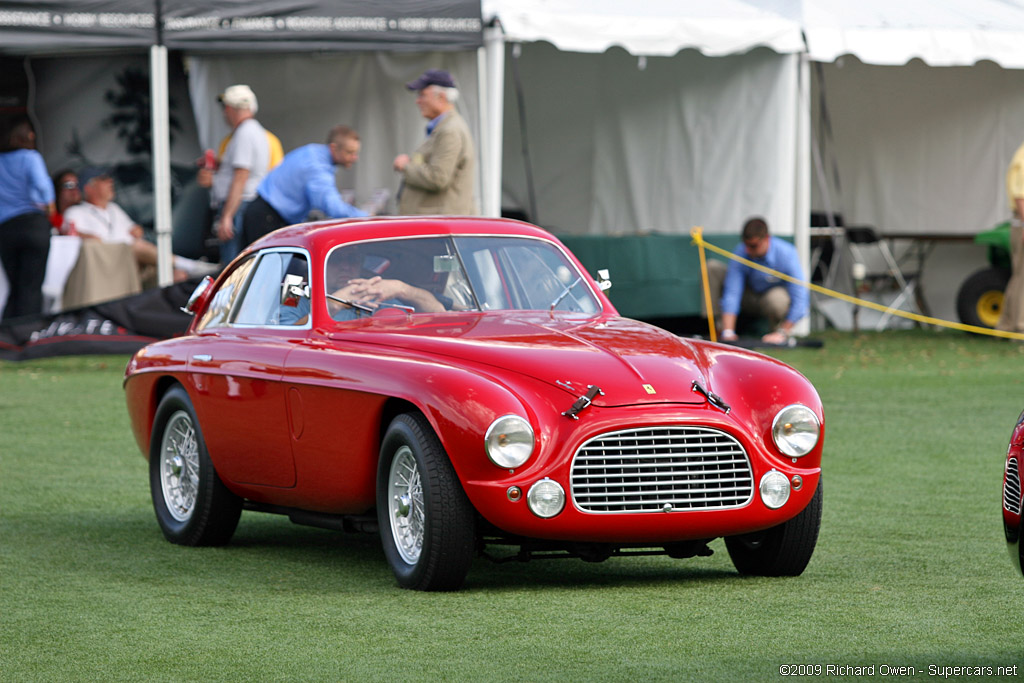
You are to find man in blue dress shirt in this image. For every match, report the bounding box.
[716,217,808,344]
[241,125,367,247]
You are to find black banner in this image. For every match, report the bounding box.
[0,0,482,53]
[0,279,197,361]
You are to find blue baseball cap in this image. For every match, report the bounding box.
[406,69,456,91]
[78,166,112,187]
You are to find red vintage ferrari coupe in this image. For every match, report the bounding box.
[1003,410,1024,577]
[124,216,824,591]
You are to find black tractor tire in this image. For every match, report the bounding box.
[956,267,1010,330]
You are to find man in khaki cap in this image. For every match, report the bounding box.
[198,84,280,264]
[393,69,477,216]
[1000,141,1024,334]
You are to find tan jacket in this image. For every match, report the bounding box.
[399,110,477,215]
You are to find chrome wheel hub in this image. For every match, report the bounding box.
[387,446,424,565]
[397,493,412,517]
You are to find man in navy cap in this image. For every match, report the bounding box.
[393,68,477,215]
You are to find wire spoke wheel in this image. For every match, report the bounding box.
[149,385,241,546]
[387,445,425,564]
[159,410,201,522]
[377,413,476,591]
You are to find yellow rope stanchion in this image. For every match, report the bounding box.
[693,226,717,342]
[688,226,1024,341]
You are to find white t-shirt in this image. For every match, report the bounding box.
[63,201,137,244]
[212,118,271,207]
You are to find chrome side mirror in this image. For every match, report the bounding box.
[281,274,309,305]
[181,276,215,316]
[597,269,612,292]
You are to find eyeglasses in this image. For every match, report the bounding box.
[61,181,78,190]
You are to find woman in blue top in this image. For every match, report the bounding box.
[0,119,54,319]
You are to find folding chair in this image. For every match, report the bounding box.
[844,226,921,329]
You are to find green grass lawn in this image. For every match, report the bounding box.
[2,330,1023,681]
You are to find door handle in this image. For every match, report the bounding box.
[192,354,212,362]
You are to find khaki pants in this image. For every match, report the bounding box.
[997,223,1024,333]
[703,259,790,328]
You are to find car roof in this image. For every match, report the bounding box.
[245,216,560,256]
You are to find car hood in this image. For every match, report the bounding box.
[328,313,708,406]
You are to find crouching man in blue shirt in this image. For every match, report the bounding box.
[712,217,808,344]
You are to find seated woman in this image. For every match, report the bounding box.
[49,168,81,234]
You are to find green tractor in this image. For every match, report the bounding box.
[956,221,1012,329]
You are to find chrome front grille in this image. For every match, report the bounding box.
[1005,456,1021,515]
[570,426,754,513]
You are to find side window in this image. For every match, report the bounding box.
[196,256,256,331]
[234,251,309,326]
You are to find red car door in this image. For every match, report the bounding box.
[186,250,310,488]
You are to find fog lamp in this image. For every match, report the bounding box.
[759,470,791,509]
[527,478,565,518]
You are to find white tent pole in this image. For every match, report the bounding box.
[150,43,173,286]
[480,22,505,218]
[476,42,489,215]
[794,51,811,336]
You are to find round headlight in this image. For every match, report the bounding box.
[485,415,535,469]
[759,470,791,509]
[772,404,820,457]
[527,479,565,518]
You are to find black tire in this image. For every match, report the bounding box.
[149,384,242,546]
[377,413,476,591]
[956,267,1010,329]
[725,479,822,577]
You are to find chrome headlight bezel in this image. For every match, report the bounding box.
[484,414,535,469]
[759,470,791,509]
[527,478,565,518]
[771,404,820,458]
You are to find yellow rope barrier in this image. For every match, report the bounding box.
[695,226,718,342]
[689,225,1024,341]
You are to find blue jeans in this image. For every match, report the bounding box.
[217,199,250,265]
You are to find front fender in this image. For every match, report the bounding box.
[701,342,825,470]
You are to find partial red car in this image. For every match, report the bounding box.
[1003,410,1024,576]
[124,217,825,591]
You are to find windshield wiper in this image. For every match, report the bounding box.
[550,277,582,311]
[373,301,415,314]
[326,294,374,316]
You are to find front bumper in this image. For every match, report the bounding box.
[464,409,822,543]
[1010,529,1022,577]
[1004,436,1023,577]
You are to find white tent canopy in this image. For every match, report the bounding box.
[778,0,1024,68]
[0,0,484,287]
[485,0,804,57]
[483,0,1024,243]
[186,50,481,218]
[481,0,809,241]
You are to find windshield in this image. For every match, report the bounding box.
[322,236,601,319]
